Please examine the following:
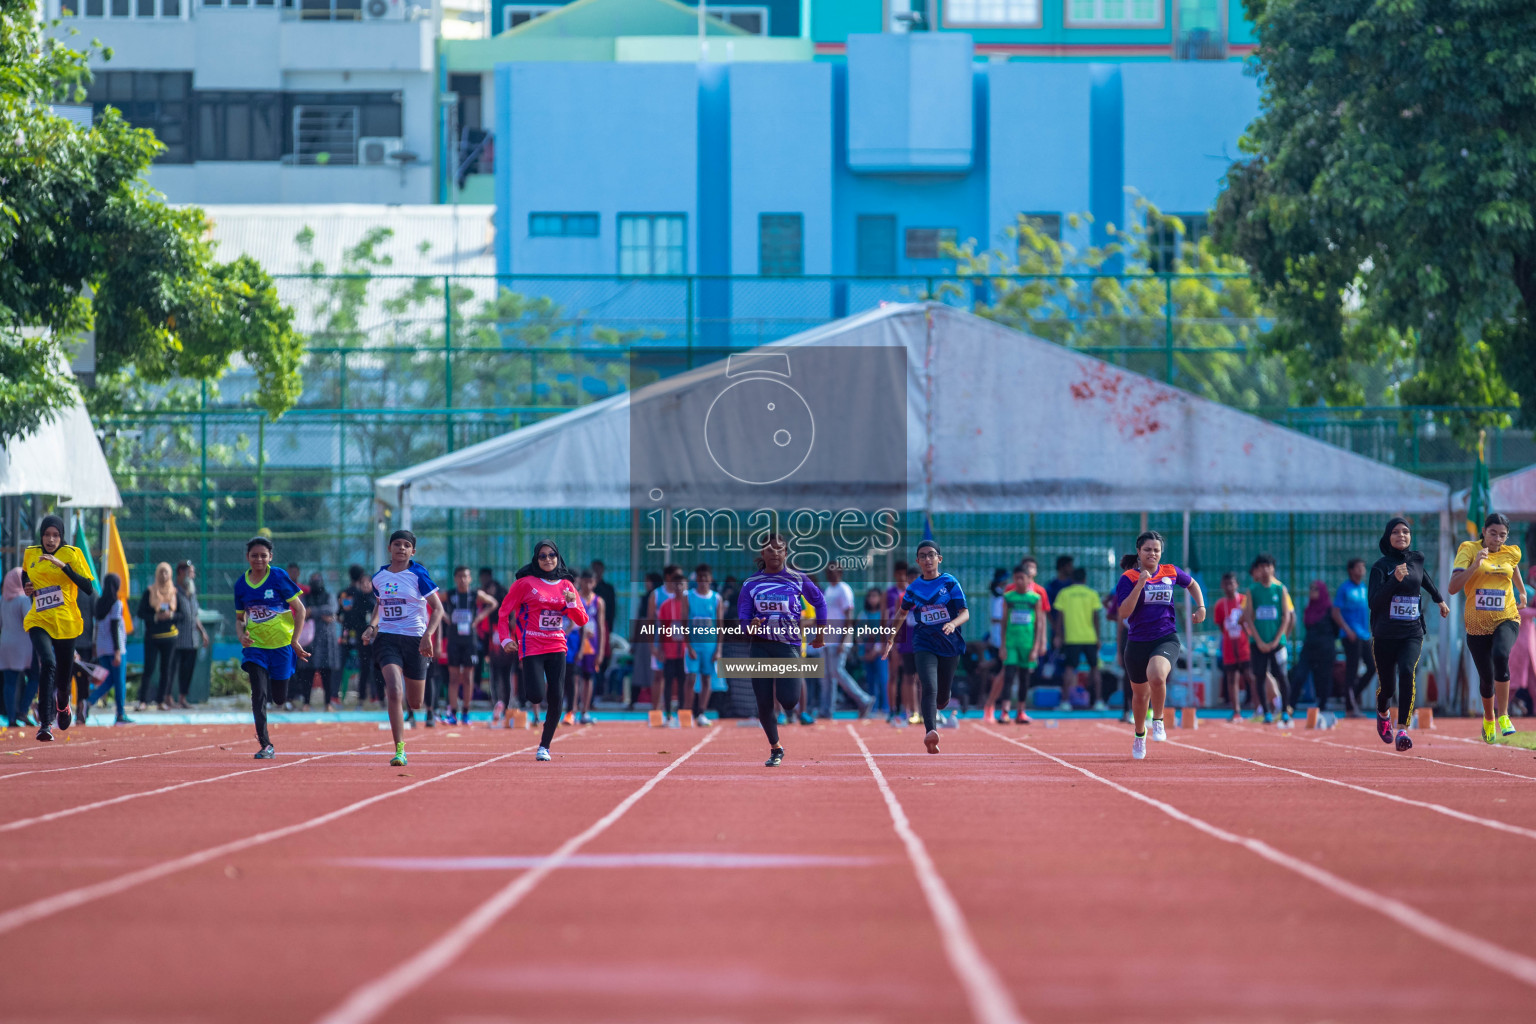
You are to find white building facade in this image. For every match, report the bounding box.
[46,0,437,204]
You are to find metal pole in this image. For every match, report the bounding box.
[200,380,209,572]
[256,414,266,534]
[1164,276,1175,385]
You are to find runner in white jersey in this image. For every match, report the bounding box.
[820,563,872,718]
[362,530,445,766]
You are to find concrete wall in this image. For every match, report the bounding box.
[987,62,1093,253]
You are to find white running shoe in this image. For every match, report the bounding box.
[535,747,551,762]
[1150,719,1167,742]
[1132,735,1147,760]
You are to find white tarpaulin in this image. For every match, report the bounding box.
[1454,463,1536,519]
[0,395,122,508]
[376,303,1448,514]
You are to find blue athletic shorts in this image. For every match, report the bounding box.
[241,644,295,682]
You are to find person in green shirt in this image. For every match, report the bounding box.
[996,564,1045,723]
[1241,553,1294,725]
[1053,567,1103,709]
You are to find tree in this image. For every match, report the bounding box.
[947,204,1294,411]
[0,0,302,444]
[1214,0,1534,440]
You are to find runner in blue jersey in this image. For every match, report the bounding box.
[880,540,968,755]
[685,564,722,726]
[737,534,826,767]
[232,536,307,759]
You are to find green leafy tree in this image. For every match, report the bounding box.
[1214,0,1532,441]
[0,0,302,444]
[948,204,1294,411]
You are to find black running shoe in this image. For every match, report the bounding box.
[1395,731,1413,752]
[254,745,275,759]
[36,726,53,742]
[57,704,73,731]
[765,746,784,767]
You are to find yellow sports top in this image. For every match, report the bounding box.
[22,544,94,640]
[1454,541,1522,635]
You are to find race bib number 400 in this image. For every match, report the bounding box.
[919,605,950,626]
[1143,585,1174,605]
[538,608,564,630]
[33,585,63,612]
[1389,596,1420,621]
[1475,589,1506,612]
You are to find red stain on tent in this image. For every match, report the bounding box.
[1069,362,1172,438]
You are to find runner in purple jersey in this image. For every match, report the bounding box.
[737,534,826,767]
[1111,530,1206,761]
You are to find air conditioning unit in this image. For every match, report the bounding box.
[358,136,405,166]
[362,0,405,20]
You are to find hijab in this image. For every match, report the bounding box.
[515,538,574,582]
[148,562,177,609]
[2,567,24,601]
[95,573,121,620]
[1378,516,1421,561]
[308,573,330,607]
[37,514,67,552]
[1303,580,1332,627]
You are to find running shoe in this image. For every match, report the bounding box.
[798,712,815,726]
[1377,714,1394,744]
[857,697,874,720]
[283,701,293,711]
[444,711,457,726]
[908,712,923,726]
[1499,714,1516,737]
[36,726,54,742]
[563,711,575,726]
[695,713,711,727]
[1263,711,1274,725]
[491,701,505,723]
[1231,711,1244,723]
[1279,713,1292,729]
[425,714,436,728]
[460,711,471,726]
[56,704,72,731]
[1395,730,1413,752]
[1131,734,1146,760]
[535,746,552,762]
[1150,719,1167,742]
[114,715,134,725]
[1483,719,1498,744]
[1014,711,1032,725]
[255,745,275,759]
[923,729,940,754]
[1093,700,1109,712]
[765,746,784,767]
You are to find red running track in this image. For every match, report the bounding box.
[2,716,1535,1023]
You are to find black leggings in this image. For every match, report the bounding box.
[1341,637,1376,709]
[245,664,280,748]
[1297,641,1336,709]
[914,651,958,733]
[318,667,337,705]
[28,628,76,727]
[750,641,801,748]
[1249,647,1291,713]
[1001,664,1031,704]
[489,657,515,706]
[140,636,176,704]
[1372,636,1422,728]
[520,652,567,748]
[1467,620,1519,699]
[175,648,198,699]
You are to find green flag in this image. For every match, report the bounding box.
[1467,430,1491,540]
[72,515,99,580]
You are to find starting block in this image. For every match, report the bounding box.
[1306,707,1320,729]
[510,709,528,729]
[678,709,694,728]
[1162,709,1176,729]
[1178,707,1198,730]
[1412,708,1434,729]
[648,710,665,727]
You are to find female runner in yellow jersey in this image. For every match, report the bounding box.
[1449,512,1526,742]
[20,514,96,741]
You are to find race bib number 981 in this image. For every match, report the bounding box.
[754,597,792,616]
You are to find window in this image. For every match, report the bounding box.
[448,74,482,132]
[905,227,957,260]
[283,92,401,164]
[1148,213,1209,272]
[618,214,686,275]
[504,4,555,30]
[1175,0,1226,60]
[1066,0,1161,26]
[758,214,803,276]
[943,0,1040,27]
[715,6,768,34]
[207,0,279,6]
[1020,213,1062,241]
[856,215,896,276]
[85,72,192,163]
[196,92,282,161]
[530,213,599,238]
[63,0,181,15]
[276,0,363,20]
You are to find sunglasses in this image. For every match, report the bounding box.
[537,551,559,560]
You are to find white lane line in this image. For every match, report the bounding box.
[977,725,1536,990]
[1229,721,1536,784]
[0,743,390,834]
[0,742,225,781]
[1434,733,1536,755]
[847,725,1027,1024]
[0,739,555,936]
[1102,725,1536,844]
[314,728,717,1024]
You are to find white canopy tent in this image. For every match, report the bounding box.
[376,302,1449,516]
[1453,463,1536,520]
[0,394,122,509]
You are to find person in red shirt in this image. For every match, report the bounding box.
[497,539,588,761]
[1213,572,1254,721]
[655,569,689,725]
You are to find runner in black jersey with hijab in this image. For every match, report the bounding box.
[1367,516,1449,751]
